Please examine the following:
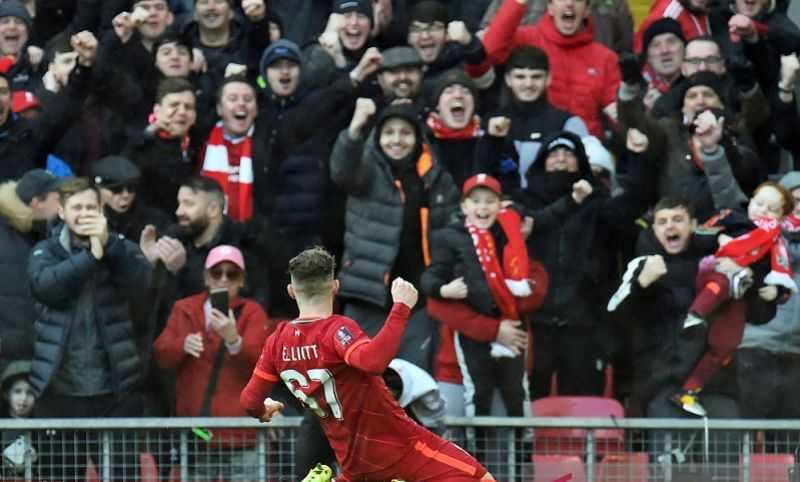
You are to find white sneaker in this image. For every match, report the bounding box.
[682,313,707,330]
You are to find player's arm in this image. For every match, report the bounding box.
[344,278,418,375]
[240,337,284,421]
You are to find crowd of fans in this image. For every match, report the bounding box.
[1,0,800,477]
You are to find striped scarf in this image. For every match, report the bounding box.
[200,122,254,221]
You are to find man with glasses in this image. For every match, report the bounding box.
[406,1,486,80]
[651,36,767,122]
[92,155,169,242]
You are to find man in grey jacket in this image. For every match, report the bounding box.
[735,171,800,419]
[28,177,151,480]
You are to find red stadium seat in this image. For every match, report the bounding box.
[597,453,649,482]
[531,455,587,482]
[531,397,625,457]
[739,453,795,482]
[85,457,100,482]
[140,452,160,482]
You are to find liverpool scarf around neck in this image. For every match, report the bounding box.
[200,122,254,221]
[467,208,531,320]
[716,216,797,292]
[427,112,481,140]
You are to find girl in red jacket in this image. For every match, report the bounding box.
[154,245,275,480]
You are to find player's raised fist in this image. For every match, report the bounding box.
[260,398,285,422]
[391,277,418,309]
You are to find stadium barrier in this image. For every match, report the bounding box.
[1,417,799,482]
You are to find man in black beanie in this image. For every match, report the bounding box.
[641,18,686,105]
[0,0,39,90]
[498,46,588,189]
[304,0,374,87]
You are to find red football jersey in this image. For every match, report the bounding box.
[255,314,426,477]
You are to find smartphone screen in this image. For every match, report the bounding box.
[209,288,229,313]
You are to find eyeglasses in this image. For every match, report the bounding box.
[107,182,138,194]
[408,22,445,35]
[209,267,243,281]
[684,56,723,66]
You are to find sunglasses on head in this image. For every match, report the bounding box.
[107,182,138,194]
[209,266,243,281]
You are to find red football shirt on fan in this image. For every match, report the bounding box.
[252,308,427,477]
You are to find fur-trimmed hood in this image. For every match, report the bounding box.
[0,181,33,234]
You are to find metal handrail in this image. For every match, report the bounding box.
[1,416,799,430]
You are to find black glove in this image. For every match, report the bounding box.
[727,54,757,92]
[618,52,644,86]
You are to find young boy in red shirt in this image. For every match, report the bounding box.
[240,247,494,482]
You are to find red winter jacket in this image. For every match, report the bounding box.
[634,0,710,52]
[478,0,620,137]
[428,264,547,384]
[154,293,275,446]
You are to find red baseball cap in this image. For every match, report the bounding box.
[462,173,502,198]
[11,91,40,113]
[205,245,245,271]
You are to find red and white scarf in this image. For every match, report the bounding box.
[716,216,797,292]
[783,213,800,233]
[200,122,254,221]
[467,209,530,320]
[427,112,481,140]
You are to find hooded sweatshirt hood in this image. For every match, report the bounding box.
[0,181,33,234]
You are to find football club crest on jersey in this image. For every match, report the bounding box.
[335,326,355,347]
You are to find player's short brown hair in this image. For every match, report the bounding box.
[58,177,100,206]
[288,247,336,298]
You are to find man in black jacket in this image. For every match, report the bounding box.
[123,77,199,217]
[28,177,151,480]
[0,169,60,370]
[0,31,97,182]
[250,40,380,316]
[494,46,588,190]
[146,176,270,310]
[516,130,655,400]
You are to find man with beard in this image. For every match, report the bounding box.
[168,176,269,309]
[635,0,711,52]
[0,169,60,370]
[376,46,424,106]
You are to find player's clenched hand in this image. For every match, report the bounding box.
[391,277,418,309]
[260,398,285,422]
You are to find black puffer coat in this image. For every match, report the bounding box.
[27,226,152,396]
[516,131,653,327]
[331,129,460,308]
[0,182,45,367]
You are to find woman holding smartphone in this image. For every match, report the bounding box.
[153,245,275,481]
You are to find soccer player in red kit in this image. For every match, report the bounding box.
[240,247,494,482]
